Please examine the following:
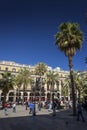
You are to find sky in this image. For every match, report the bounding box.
[0,0,87,71]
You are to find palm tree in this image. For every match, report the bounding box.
[14,74,23,103]
[73,72,83,101]
[46,70,59,100]
[46,70,59,116]
[55,22,83,115]
[18,67,32,104]
[35,62,47,76]
[82,72,87,98]
[0,72,14,108]
[61,79,69,101]
[34,62,47,100]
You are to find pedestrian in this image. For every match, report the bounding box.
[25,100,28,110]
[29,101,34,114]
[38,100,42,111]
[4,101,8,115]
[77,100,85,122]
[12,102,16,112]
[52,100,57,116]
[48,100,52,112]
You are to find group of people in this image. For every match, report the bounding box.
[25,100,42,115]
[3,98,87,121]
[25,100,35,114]
[4,101,16,115]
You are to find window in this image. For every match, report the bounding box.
[5,67,8,71]
[12,68,16,72]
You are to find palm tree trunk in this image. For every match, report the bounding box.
[17,88,20,104]
[68,56,76,116]
[78,89,80,101]
[2,93,6,109]
[23,85,26,105]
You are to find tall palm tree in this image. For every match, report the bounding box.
[55,22,83,115]
[0,72,14,108]
[34,62,47,100]
[18,67,32,104]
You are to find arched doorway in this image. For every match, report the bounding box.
[1,93,4,101]
[16,92,21,102]
[47,93,51,101]
[41,92,45,101]
[29,93,34,101]
[9,92,14,102]
[24,92,28,101]
[35,92,40,101]
[41,86,45,101]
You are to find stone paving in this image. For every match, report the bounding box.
[0,105,87,130]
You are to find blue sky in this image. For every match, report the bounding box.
[0,0,87,71]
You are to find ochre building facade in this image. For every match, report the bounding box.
[0,61,70,102]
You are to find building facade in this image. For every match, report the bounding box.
[0,61,69,102]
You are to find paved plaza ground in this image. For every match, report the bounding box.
[0,105,87,130]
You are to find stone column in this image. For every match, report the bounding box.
[6,93,9,101]
[21,92,23,100]
[44,83,47,100]
[14,89,16,102]
[27,92,30,100]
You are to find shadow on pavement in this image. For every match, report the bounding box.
[0,109,87,130]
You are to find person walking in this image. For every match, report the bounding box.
[48,100,52,112]
[38,100,42,111]
[25,100,28,110]
[12,102,16,112]
[77,100,85,122]
[29,101,34,114]
[52,100,57,116]
[4,101,8,115]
